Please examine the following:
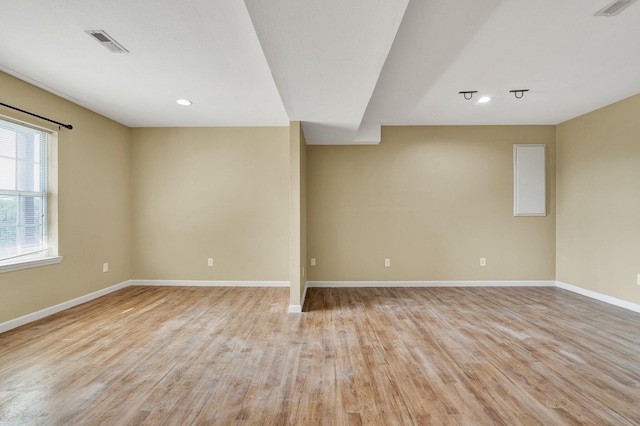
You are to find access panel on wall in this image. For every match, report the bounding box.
[513,144,546,216]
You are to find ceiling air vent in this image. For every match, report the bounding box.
[594,0,637,16]
[85,30,129,53]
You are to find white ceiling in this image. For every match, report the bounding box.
[1,0,640,144]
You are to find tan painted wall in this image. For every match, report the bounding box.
[300,126,307,300]
[131,127,289,281]
[5,66,637,321]
[289,121,309,305]
[556,94,640,304]
[307,126,556,281]
[0,72,131,323]
[288,122,307,306]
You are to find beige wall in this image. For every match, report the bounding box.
[308,126,556,281]
[288,122,307,306]
[0,72,131,323]
[556,94,640,304]
[300,126,307,300]
[3,66,639,323]
[131,127,289,281]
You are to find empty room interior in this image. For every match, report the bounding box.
[1,0,640,424]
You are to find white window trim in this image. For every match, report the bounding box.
[0,114,59,272]
[0,255,63,273]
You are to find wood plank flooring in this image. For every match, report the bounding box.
[1,286,640,425]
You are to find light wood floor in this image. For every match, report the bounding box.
[1,286,640,425]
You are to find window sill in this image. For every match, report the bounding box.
[0,256,63,274]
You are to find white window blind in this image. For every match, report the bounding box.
[0,117,49,263]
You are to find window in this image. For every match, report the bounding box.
[0,116,60,272]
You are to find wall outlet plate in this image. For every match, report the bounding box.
[102,263,108,272]
[480,258,486,267]
[385,258,391,267]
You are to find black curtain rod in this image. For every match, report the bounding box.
[0,102,73,130]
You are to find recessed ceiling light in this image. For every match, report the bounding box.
[176,99,192,106]
[478,96,492,103]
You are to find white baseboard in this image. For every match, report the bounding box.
[0,280,131,334]
[290,280,553,311]
[6,278,635,334]
[130,279,289,287]
[307,280,639,313]
[556,281,640,313]
[307,280,556,288]
[1,279,292,333]
[288,304,302,313]
[288,281,309,313]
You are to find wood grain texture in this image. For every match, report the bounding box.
[1,286,640,425]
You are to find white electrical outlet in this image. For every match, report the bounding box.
[207,258,214,267]
[310,258,316,266]
[385,258,391,267]
[102,262,109,273]
[637,273,640,285]
[480,258,486,267]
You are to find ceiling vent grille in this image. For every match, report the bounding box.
[85,30,129,53]
[595,0,637,16]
